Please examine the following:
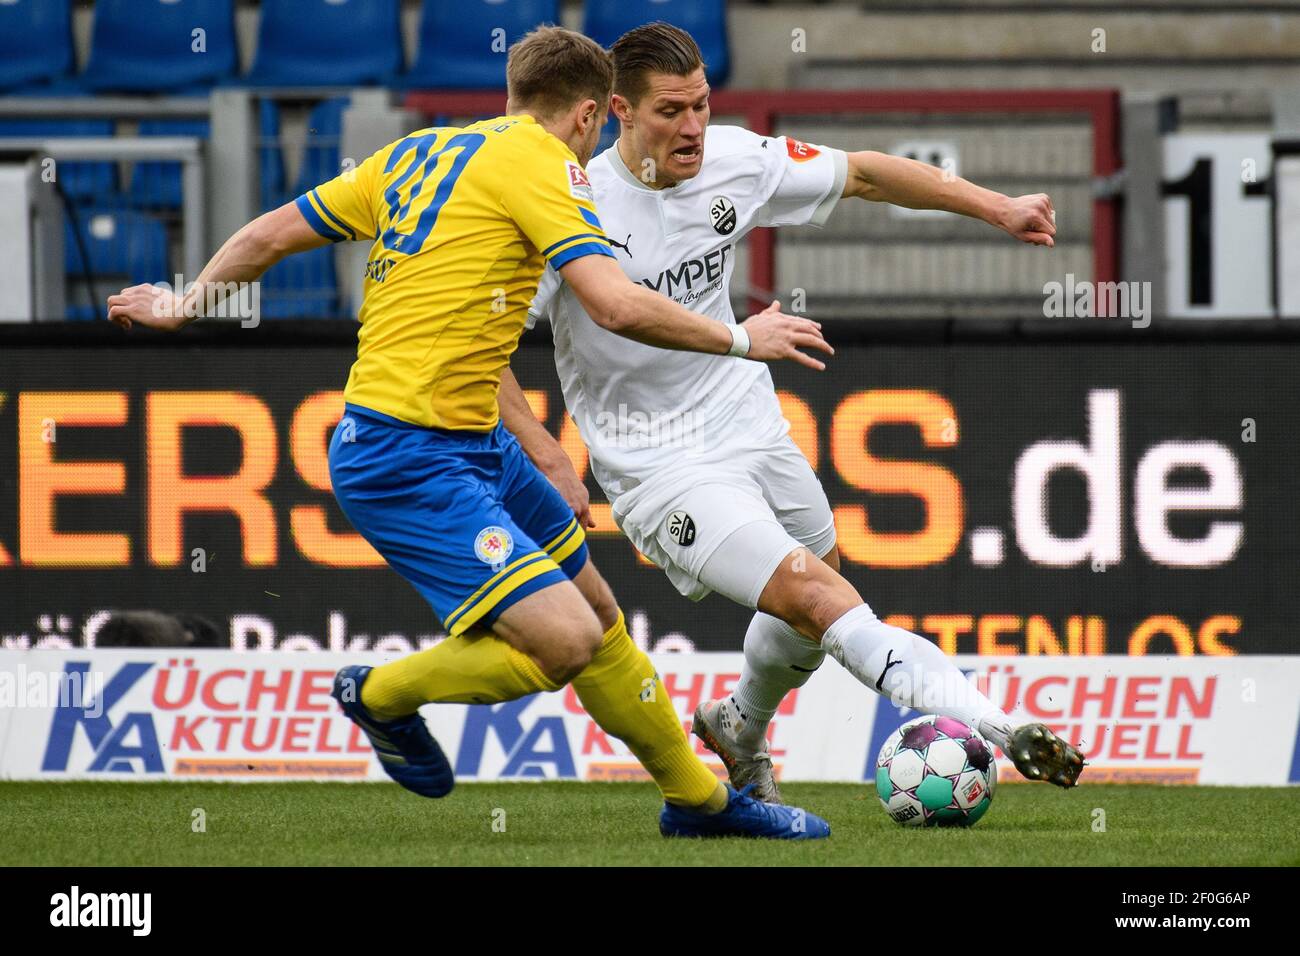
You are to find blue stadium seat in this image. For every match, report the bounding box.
[82,0,237,93]
[583,0,730,86]
[258,98,287,210]
[293,97,350,195]
[129,120,210,209]
[246,0,402,86]
[259,245,339,319]
[0,0,74,92]
[257,98,349,319]
[403,0,559,89]
[64,208,168,321]
[0,119,117,203]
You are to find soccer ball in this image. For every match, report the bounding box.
[875,715,996,828]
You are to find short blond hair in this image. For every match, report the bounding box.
[507,26,613,119]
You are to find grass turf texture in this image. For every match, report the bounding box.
[4,781,1297,866]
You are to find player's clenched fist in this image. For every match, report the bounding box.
[739,300,834,371]
[998,192,1057,247]
[106,283,189,332]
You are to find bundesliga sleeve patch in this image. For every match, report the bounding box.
[786,138,822,163]
[566,161,595,203]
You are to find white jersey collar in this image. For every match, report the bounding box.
[604,139,685,194]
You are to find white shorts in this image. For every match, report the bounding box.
[612,433,837,607]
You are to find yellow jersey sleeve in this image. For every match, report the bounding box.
[294,145,388,242]
[500,145,614,269]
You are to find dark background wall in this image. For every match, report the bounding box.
[1,321,1295,655]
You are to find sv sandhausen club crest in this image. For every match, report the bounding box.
[666,510,696,547]
[709,195,737,235]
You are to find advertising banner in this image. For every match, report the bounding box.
[1,342,1297,654]
[3,650,1297,786]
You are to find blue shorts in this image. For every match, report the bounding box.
[328,403,589,636]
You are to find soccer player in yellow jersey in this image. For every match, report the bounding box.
[107,27,831,838]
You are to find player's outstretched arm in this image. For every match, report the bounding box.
[559,254,834,371]
[498,369,594,529]
[842,150,1057,247]
[106,202,330,331]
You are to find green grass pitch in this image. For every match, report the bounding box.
[3,781,1297,866]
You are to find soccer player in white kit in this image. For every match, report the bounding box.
[502,22,1084,802]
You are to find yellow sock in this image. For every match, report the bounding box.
[361,628,562,719]
[572,610,725,811]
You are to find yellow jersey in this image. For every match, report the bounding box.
[295,114,612,430]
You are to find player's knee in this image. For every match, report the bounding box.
[544,620,603,684]
[532,590,604,683]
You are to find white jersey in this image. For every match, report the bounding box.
[528,124,847,516]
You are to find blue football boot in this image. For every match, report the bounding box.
[331,665,454,798]
[659,784,830,839]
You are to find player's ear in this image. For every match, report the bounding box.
[578,97,601,133]
[610,94,634,126]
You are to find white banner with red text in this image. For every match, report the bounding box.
[1,651,1297,785]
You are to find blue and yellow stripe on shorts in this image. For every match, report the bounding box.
[442,517,588,635]
[442,549,559,636]
[543,516,587,571]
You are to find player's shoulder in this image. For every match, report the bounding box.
[586,148,620,191]
[482,117,589,191]
[371,127,430,163]
[371,121,496,164]
[690,125,784,195]
[703,124,776,158]
[702,125,830,179]
[478,115,571,158]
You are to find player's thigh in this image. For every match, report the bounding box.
[494,427,613,639]
[621,474,786,606]
[497,426,590,582]
[750,434,838,560]
[696,517,805,609]
[491,576,604,677]
[691,513,860,638]
[749,437,845,585]
[328,412,569,639]
[821,544,842,572]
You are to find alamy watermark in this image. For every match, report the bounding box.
[1043,273,1151,328]
[0,664,104,717]
[153,275,262,328]
[591,404,708,451]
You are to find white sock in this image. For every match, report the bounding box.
[721,612,825,753]
[821,604,1012,750]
